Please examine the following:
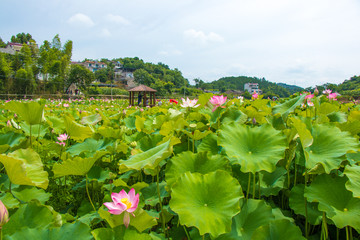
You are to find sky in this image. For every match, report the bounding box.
[1,0,360,88]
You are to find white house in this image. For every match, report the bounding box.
[244,83,262,94]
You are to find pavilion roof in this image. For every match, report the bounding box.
[128,84,157,92]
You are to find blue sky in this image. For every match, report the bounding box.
[1,0,360,88]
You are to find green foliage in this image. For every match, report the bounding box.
[0,95,359,239]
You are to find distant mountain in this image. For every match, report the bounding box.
[337,75,360,97]
[201,76,293,97]
[276,83,303,94]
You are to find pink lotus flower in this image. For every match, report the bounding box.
[307,100,314,107]
[0,200,9,228]
[323,89,332,95]
[180,97,200,108]
[305,94,314,100]
[104,188,139,228]
[252,93,258,99]
[328,92,337,100]
[7,120,11,127]
[63,103,69,107]
[209,95,227,112]
[57,133,69,142]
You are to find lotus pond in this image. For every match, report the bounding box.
[0,93,359,240]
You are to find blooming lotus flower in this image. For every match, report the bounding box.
[0,200,9,228]
[169,99,178,104]
[307,100,314,107]
[180,97,200,108]
[104,188,140,228]
[63,103,69,107]
[328,92,337,100]
[57,134,69,142]
[323,89,332,95]
[252,92,258,99]
[305,94,314,100]
[209,95,227,112]
[238,96,244,103]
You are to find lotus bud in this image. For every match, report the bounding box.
[130,141,137,148]
[314,88,319,96]
[0,200,9,228]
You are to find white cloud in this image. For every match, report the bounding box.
[101,28,112,38]
[183,29,224,45]
[68,13,95,27]
[158,49,182,56]
[105,14,130,25]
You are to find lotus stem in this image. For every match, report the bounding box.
[305,172,309,238]
[258,172,261,199]
[157,166,167,236]
[321,212,328,240]
[252,172,256,198]
[294,158,297,187]
[85,174,97,212]
[246,172,251,200]
[183,225,191,240]
[30,124,32,148]
[346,226,349,240]
[192,137,195,153]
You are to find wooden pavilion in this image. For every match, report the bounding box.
[128,85,157,107]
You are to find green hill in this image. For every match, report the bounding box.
[201,76,294,98]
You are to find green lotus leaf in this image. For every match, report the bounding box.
[186,130,212,141]
[91,226,152,240]
[169,171,243,237]
[344,165,360,197]
[338,120,360,137]
[258,167,287,197]
[12,185,51,204]
[266,113,286,130]
[2,200,59,236]
[251,219,305,240]
[52,155,105,178]
[118,140,172,175]
[197,93,213,107]
[0,132,25,153]
[305,174,360,231]
[305,125,358,173]
[0,192,20,209]
[291,118,313,148]
[220,107,248,125]
[219,123,286,174]
[138,134,163,151]
[124,116,136,129]
[46,116,65,134]
[318,102,339,115]
[67,138,113,157]
[5,100,45,125]
[346,152,360,164]
[98,207,157,232]
[327,111,347,123]
[165,151,230,190]
[197,133,221,154]
[135,116,145,132]
[19,122,48,137]
[272,95,306,119]
[216,199,275,240]
[81,113,102,125]
[63,115,93,141]
[4,221,92,240]
[289,184,322,225]
[0,148,48,189]
[141,181,169,206]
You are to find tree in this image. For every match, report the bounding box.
[134,69,154,85]
[0,37,6,48]
[10,33,33,44]
[67,64,95,90]
[95,68,108,83]
[0,53,11,92]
